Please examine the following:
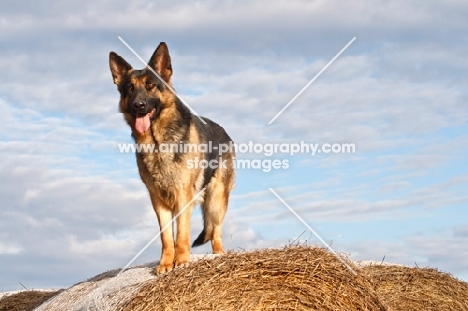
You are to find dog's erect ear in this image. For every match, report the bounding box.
[148,42,172,83]
[109,52,132,85]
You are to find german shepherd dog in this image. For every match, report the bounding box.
[109,43,235,274]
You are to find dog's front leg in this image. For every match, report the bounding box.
[151,196,175,274]
[174,197,194,267]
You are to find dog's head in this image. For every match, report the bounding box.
[109,42,174,135]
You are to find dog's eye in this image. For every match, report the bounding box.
[128,84,134,91]
[146,82,155,89]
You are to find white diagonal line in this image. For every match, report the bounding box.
[269,188,357,275]
[118,188,206,275]
[118,36,207,125]
[268,37,356,124]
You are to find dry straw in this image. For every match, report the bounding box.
[0,290,61,311]
[363,264,468,311]
[121,246,387,311]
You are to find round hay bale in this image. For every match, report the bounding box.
[0,290,61,311]
[363,265,468,311]
[121,246,388,311]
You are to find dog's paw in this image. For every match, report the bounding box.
[212,240,225,254]
[155,263,174,275]
[174,253,190,267]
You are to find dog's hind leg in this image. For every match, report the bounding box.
[193,172,232,254]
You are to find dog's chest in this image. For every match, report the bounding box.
[135,135,183,190]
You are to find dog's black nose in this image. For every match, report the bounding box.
[133,101,147,112]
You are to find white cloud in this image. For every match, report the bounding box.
[0,242,23,255]
[2,0,468,39]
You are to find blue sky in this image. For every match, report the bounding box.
[1,0,467,291]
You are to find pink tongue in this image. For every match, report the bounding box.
[135,114,151,134]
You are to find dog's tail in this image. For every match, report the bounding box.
[192,229,209,247]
